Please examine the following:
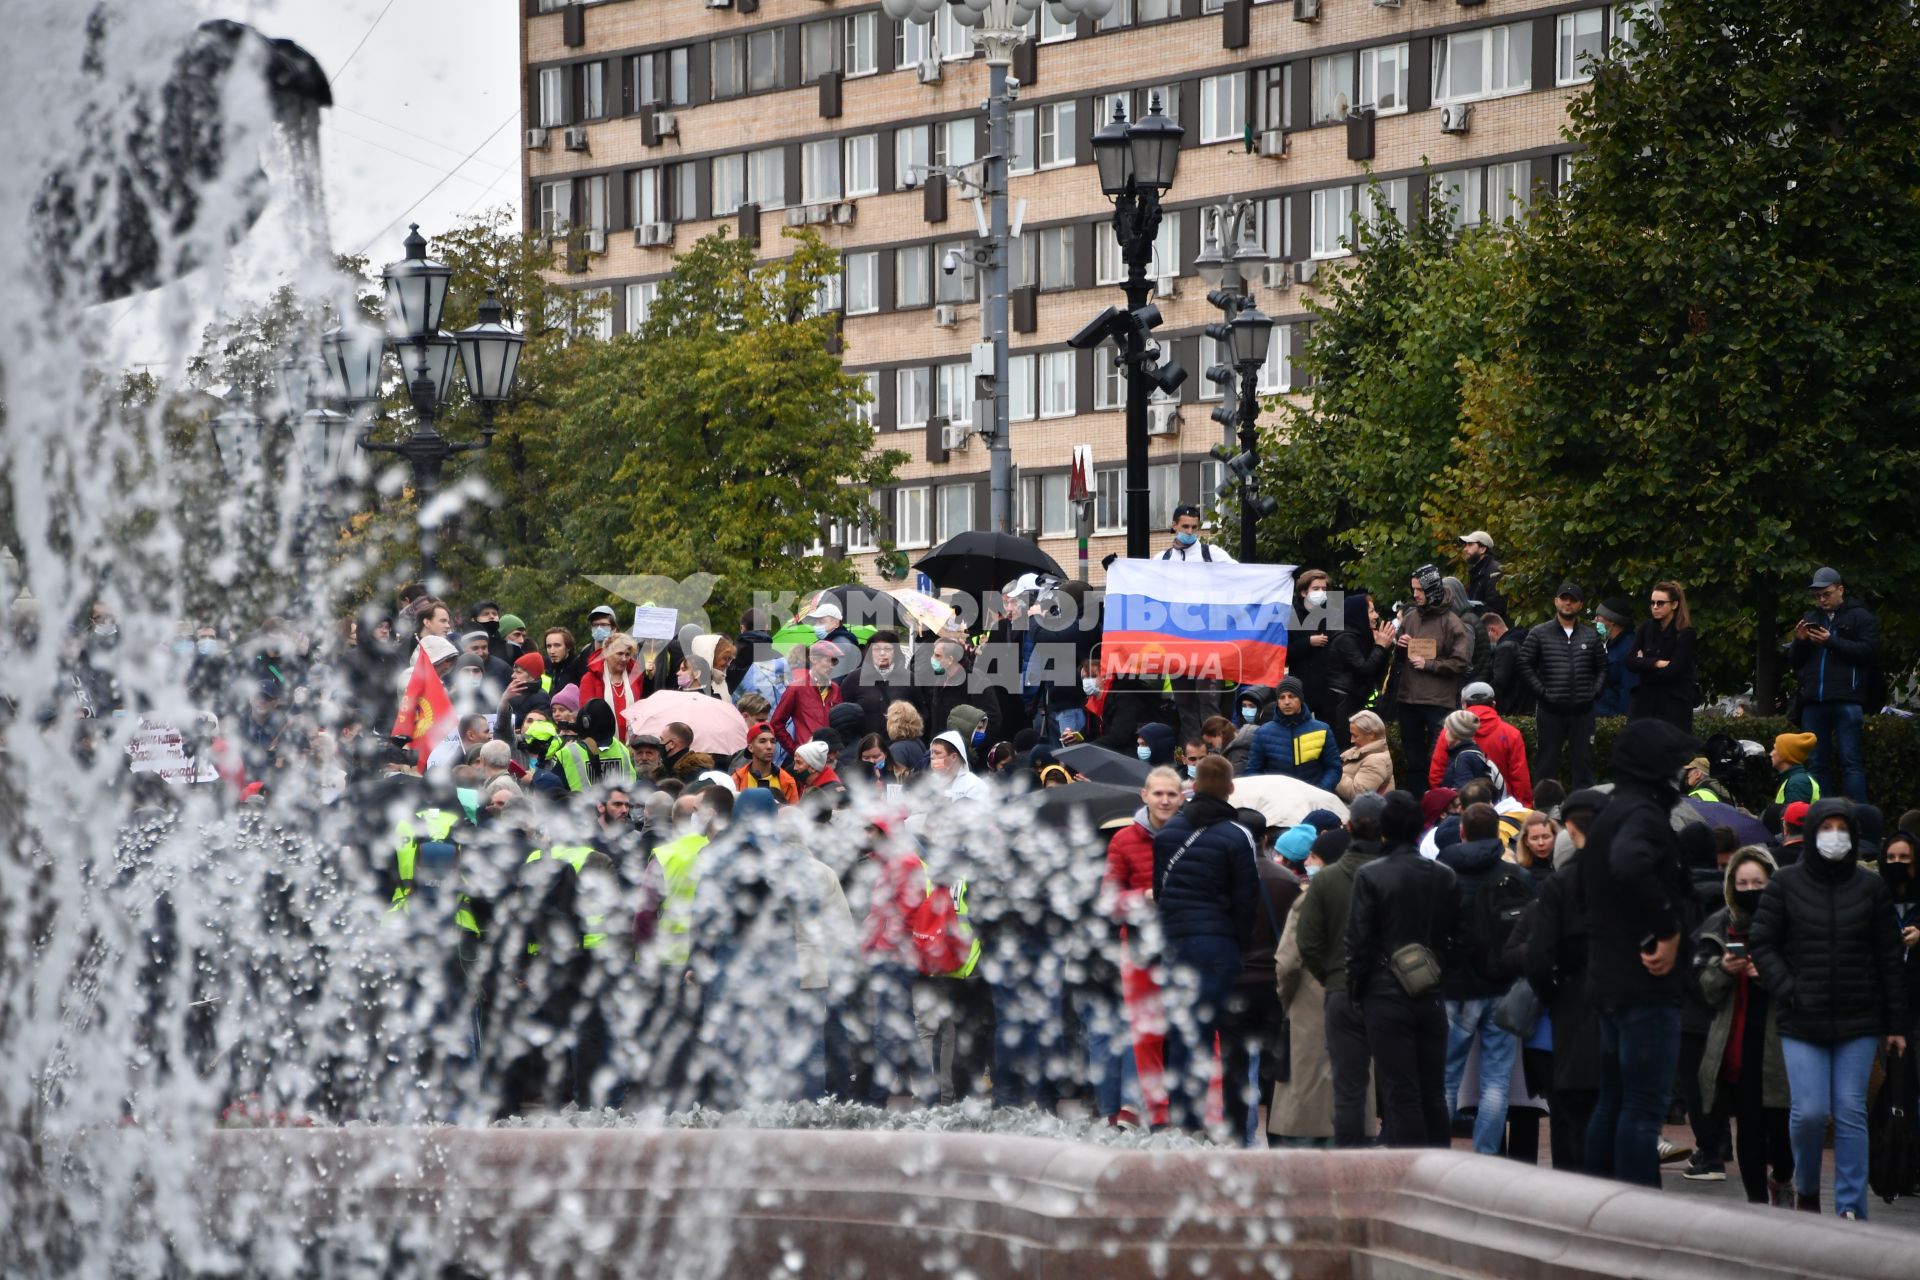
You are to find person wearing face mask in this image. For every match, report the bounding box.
[1219,687,1272,773]
[802,601,862,676]
[584,605,618,656]
[1881,829,1920,1188]
[913,636,975,743]
[1134,721,1178,771]
[789,739,849,806]
[927,730,989,804]
[1157,504,1237,741]
[1322,592,1393,752]
[1287,571,1337,732]
[1749,798,1909,1218]
[1692,846,1793,1205]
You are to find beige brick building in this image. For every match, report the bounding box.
[521,0,1630,583]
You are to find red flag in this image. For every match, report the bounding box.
[392,644,455,772]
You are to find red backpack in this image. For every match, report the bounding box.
[907,872,979,978]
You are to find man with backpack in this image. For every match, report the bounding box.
[1438,803,1536,1154]
[1435,710,1509,802]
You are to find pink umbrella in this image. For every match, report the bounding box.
[623,690,748,756]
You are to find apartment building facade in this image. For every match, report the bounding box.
[521,0,1638,581]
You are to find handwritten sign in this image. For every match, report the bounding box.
[126,719,218,784]
[631,606,679,643]
[1405,636,1438,662]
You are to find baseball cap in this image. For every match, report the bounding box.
[1458,531,1494,549]
[419,635,458,665]
[1556,581,1586,601]
[1461,681,1496,706]
[1809,567,1843,590]
[588,605,617,621]
[805,600,844,623]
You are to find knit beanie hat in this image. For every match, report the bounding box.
[1595,597,1633,628]
[1275,825,1317,864]
[1445,709,1480,745]
[1275,675,1305,700]
[548,684,582,712]
[498,614,526,635]
[1774,731,1816,767]
[514,652,545,679]
[793,741,830,772]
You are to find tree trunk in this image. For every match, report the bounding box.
[1751,582,1781,713]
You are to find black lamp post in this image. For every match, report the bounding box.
[1227,302,1275,562]
[351,224,525,580]
[1092,98,1186,559]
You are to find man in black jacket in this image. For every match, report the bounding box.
[838,628,909,737]
[1577,718,1697,1187]
[1296,792,1388,1146]
[1789,567,1879,802]
[1457,531,1506,619]
[1439,803,1531,1154]
[1484,613,1533,718]
[1153,755,1260,1132]
[1345,790,1459,1147]
[1519,581,1608,787]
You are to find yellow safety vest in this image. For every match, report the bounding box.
[654,832,710,966]
[524,845,610,952]
[390,808,479,936]
[556,739,637,792]
[925,869,982,979]
[1774,772,1821,806]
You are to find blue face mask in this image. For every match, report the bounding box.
[1305,862,1321,879]
[1174,531,1198,547]
[1240,705,1258,723]
[971,727,986,746]
[591,625,612,644]
[812,623,832,640]
[1136,745,1153,761]
[456,787,480,814]
[931,658,946,676]
[196,637,219,657]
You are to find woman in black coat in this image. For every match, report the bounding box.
[1625,580,1698,732]
[1322,592,1392,752]
[1749,798,1909,1218]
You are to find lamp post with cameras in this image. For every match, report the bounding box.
[1195,199,1279,561]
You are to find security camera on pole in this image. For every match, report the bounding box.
[1196,200,1278,563]
[886,0,1116,536]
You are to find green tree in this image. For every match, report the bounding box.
[1250,185,1507,606]
[1444,0,1920,703]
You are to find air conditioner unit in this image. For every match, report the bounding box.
[652,111,679,138]
[918,58,942,86]
[635,222,673,247]
[564,127,589,152]
[933,304,959,329]
[1295,259,1320,284]
[586,228,607,254]
[1260,262,1293,291]
[706,0,732,8]
[1372,0,1403,7]
[525,127,551,150]
[941,420,971,451]
[804,203,832,225]
[1154,275,1176,299]
[1147,403,1180,437]
[1293,0,1320,20]
[1257,129,1289,159]
[785,206,810,227]
[831,201,856,226]
[1439,103,1473,135]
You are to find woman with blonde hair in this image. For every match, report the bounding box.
[885,699,924,746]
[1335,710,1395,801]
[580,632,644,730]
[1627,580,1698,732]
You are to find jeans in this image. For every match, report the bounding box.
[1534,705,1596,788]
[1072,986,1129,1119]
[1781,1034,1879,1217]
[990,972,1062,1112]
[1361,988,1450,1147]
[1586,1002,1681,1186]
[1802,700,1867,802]
[1396,705,1451,800]
[1162,934,1243,1131]
[867,965,928,1105]
[1323,989,1373,1147]
[1444,996,1517,1155]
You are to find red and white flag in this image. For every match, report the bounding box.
[391,645,455,771]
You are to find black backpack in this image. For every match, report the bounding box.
[1466,864,1534,983]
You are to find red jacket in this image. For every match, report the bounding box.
[861,849,928,957]
[578,650,644,733]
[770,678,842,756]
[1428,702,1533,806]
[1104,811,1158,919]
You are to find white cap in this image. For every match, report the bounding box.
[420,636,457,665]
[805,600,844,623]
[697,769,739,796]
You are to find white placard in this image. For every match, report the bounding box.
[126,719,218,784]
[631,606,679,643]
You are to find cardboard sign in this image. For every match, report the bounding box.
[631,606,679,643]
[126,719,218,784]
[1405,636,1438,662]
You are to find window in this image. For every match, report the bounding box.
[1432,168,1484,230]
[896,246,930,308]
[1433,23,1532,104]
[624,281,659,333]
[1257,64,1292,132]
[1200,73,1245,144]
[1617,0,1663,52]
[812,269,843,317]
[937,484,975,541]
[896,367,930,428]
[576,62,606,120]
[713,29,784,98]
[935,240,976,304]
[537,67,566,127]
[1097,0,1134,28]
[936,362,973,426]
[1557,9,1605,86]
[1020,473,1074,537]
[1039,7,1075,42]
[583,287,614,341]
[1094,357,1123,410]
[846,251,879,315]
[895,487,930,548]
[711,153,747,217]
[939,118,977,169]
[896,125,931,188]
[845,134,879,197]
[1148,463,1179,530]
[1360,43,1409,116]
[1309,52,1354,125]
[1094,469,1125,534]
[1007,354,1036,421]
[896,18,931,69]
[628,48,690,109]
[581,174,609,232]
[1009,109,1036,175]
[1137,0,1176,19]
[1310,185,1355,258]
[1254,193,1291,260]
[1038,351,1075,419]
[935,5,974,61]
[853,371,879,428]
[746,147,784,209]
[803,139,842,204]
[1258,324,1291,394]
[805,13,878,81]
[1554,152,1580,193]
[1486,161,1532,222]
[668,161,698,222]
[1095,211,1178,285]
[1358,177,1410,233]
[1037,101,1077,169]
[537,180,572,236]
[848,492,884,553]
[631,168,664,225]
[1036,226,1075,290]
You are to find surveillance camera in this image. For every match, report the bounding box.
[941,250,961,276]
[1066,305,1121,351]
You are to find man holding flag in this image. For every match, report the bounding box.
[1156,505,1241,740]
[392,635,459,774]
[1102,557,1293,717]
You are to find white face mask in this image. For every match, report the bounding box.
[1080,676,1100,697]
[1815,830,1852,861]
[1305,589,1328,609]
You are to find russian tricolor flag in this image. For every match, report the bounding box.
[1101,560,1296,687]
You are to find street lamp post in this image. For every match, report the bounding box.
[1196,200,1279,561]
[1090,97,1186,559]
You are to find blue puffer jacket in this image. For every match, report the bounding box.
[1245,706,1340,789]
[1152,793,1261,945]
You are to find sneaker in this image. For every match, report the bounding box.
[1681,1154,1726,1181]
[1767,1179,1793,1208]
[1108,1108,1143,1132]
[1657,1137,1694,1164]
[1795,1189,1822,1213]
[1840,1211,1860,1222]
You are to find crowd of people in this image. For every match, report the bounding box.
[48,515,1920,1221]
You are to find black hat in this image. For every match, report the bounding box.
[1555,581,1586,602]
[1171,503,1202,523]
[1596,597,1634,628]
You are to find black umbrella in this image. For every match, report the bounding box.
[795,584,908,632]
[1029,780,1141,831]
[1053,742,1152,787]
[913,531,1065,599]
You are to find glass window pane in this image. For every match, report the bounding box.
[1310,53,1354,124]
[896,245,929,307]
